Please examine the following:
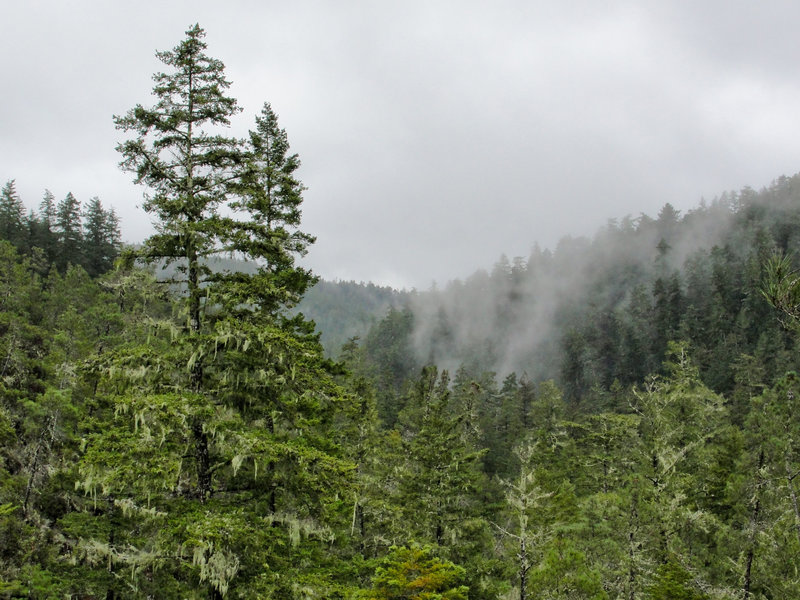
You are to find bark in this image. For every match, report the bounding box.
[785,455,800,546]
[627,492,639,600]
[743,448,765,600]
[106,497,118,600]
[266,413,277,516]
[23,413,56,518]
[519,536,529,600]
[194,421,212,502]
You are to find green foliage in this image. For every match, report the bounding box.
[33,190,57,262]
[528,536,608,600]
[0,182,120,278]
[0,180,26,252]
[363,307,418,427]
[396,368,486,546]
[82,196,120,277]
[360,545,469,600]
[296,280,409,357]
[63,23,360,598]
[646,558,709,600]
[54,192,83,271]
[9,19,800,598]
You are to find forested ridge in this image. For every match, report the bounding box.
[3,24,800,600]
[0,181,120,277]
[340,177,800,424]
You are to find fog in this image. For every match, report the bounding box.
[3,2,800,289]
[408,191,745,379]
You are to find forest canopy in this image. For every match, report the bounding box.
[2,23,800,600]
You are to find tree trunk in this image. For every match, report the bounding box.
[106,497,118,600]
[784,455,800,546]
[743,448,765,600]
[194,421,212,502]
[266,413,277,516]
[519,536,528,600]
[23,413,56,518]
[627,492,639,600]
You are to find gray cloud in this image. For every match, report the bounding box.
[3,1,800,289]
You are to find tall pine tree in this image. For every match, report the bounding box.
[54,192,82,271]
[75,24,357,598]
[82,196,119,277]
[0,180,26,251]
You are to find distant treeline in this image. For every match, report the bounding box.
[296,279,411,354]
[21,22,800,598]
[301,175,800,426]
[0,180,120,277]
[4,168,800,596]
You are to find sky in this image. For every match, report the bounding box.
[3,1,800,290]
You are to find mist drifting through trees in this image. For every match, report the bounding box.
[4,20,800,600]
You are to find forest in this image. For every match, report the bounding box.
[3,24,800,600]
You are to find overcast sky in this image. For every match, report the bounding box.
[3,1,800,289]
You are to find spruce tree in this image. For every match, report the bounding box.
[76,24,356,598]
[211,101,317,321]
[629,344,727,590]
[82,196,119,277]
[237,102,314,264]
[32,189,58,262]
[54,192,82,270]
[395,367,494,595]
[0,180,26,251]
[114,23,240,335]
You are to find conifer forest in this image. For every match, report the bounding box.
[6,24,800,600]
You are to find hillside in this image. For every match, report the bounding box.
[4,167,800,596]
[6,16,800,598]
[348,175,800,421]
[296,279,411,355]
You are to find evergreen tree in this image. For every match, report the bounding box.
[114,23,239,336]
[629,344,727,588]
[211,101,317,320]
[496,442,553,600]
[235,102,314,272]
[82,196,119,277]
[571,412,639,496]
[74,24,357,597]
[561,328,589,405]
[336,338,396,557]
[651,272,683,363]
[31,189,58,262]
[395,367,495,596]
[725,373,800,597]
[54,192,82,270]
[38,189,56,231]
[480,372,519,477]
[108,23,242,516]
[364,306,418,427]
[359,545,469,600]
[0,180,26,251]
[397,367,484,546]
